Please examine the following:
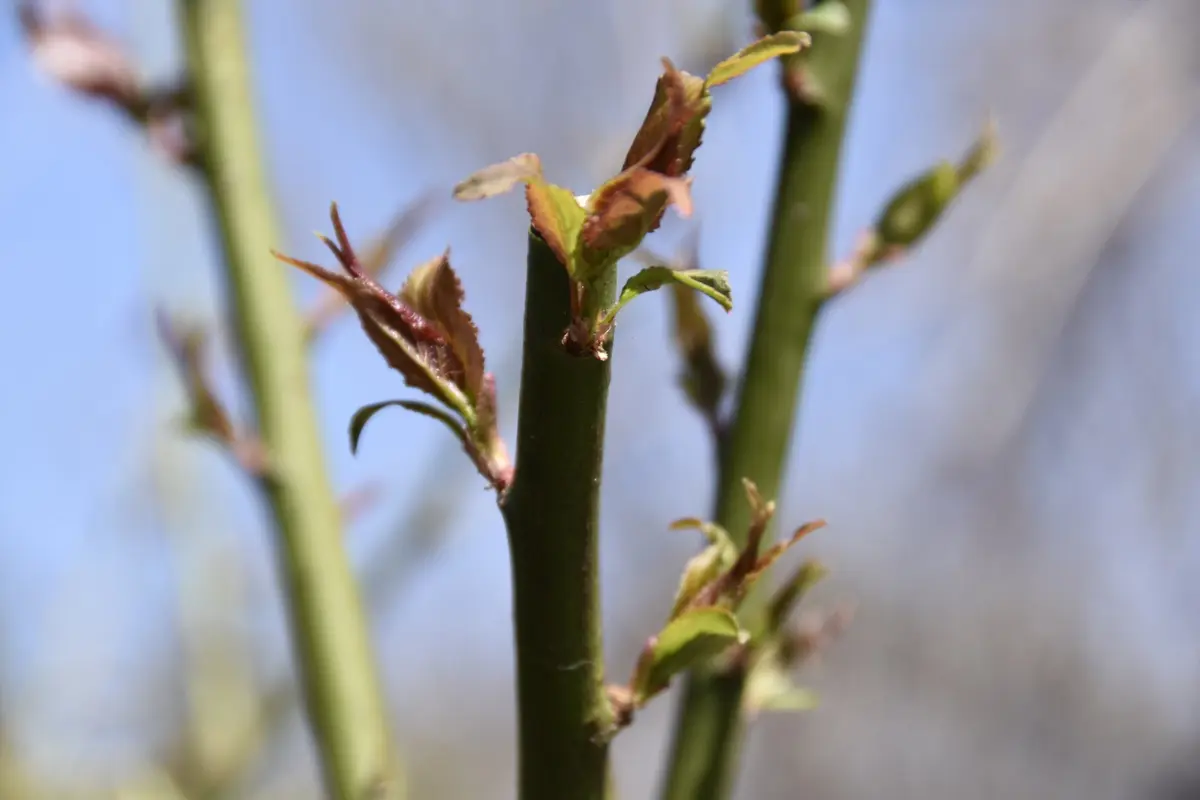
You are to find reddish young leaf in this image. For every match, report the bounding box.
[400,251,486,402]
[580,169,693,257]
[621,59,709,177]
[274,204,471,420]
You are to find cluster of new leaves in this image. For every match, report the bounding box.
[274,205,512,492]
[607,480,827,728]
[829,118,1000,293]
[452,32,811,359]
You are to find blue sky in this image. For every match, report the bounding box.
[2,0,1199,793]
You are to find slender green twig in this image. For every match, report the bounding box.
[658,5,872,798]
[178,2,399,797]
[500,233,617,800]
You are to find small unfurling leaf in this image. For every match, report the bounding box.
[453,153,587,275]
[631,607,747,704]
[679,480,826,613]
[704,31,810,88]
[667,518,739,619]
[622,60,709,178]
[349,400,461,456]
[600,266,731,339]
[306,192,438,340]
[451,153,542,200]
[400,251,486,402]
[829,119,1000,294]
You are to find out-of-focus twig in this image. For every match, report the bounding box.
[18,1,195,164]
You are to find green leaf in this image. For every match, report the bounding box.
[602,266,731,330]
[528,180,588,275]
[786,1,852,35]
[633,607,747,704]
[348,399,468,456]
[705,31,810,89]
[669,517,737,558]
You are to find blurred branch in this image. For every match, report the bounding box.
[659,4,872,798]
[18,1,195,164]
[177,1,399,798]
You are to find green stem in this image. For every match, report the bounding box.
[178,2,399,798]
[657,5,871,798]
[500,234,616,800]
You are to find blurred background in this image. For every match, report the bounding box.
[3,0,1200,797]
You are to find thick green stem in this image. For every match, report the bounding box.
[500,234,616,800]
[658,5,871,798]
[178,2,399,798]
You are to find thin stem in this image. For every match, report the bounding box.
[178,2,399,798]
[657,5,872,798]
[500,234,617,800]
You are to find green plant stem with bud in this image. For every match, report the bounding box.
[178,1,399,798]
[500,233,617,800]
[659,3,872,798]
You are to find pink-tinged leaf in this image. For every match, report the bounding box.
[685,479,779,610]
[400,251,486,402]
[580,169,693,262]
[19,3,141,110]
[454,154,587,274]
[622,60,709,177]
[452,153,543,201]
[349,399,467,456]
